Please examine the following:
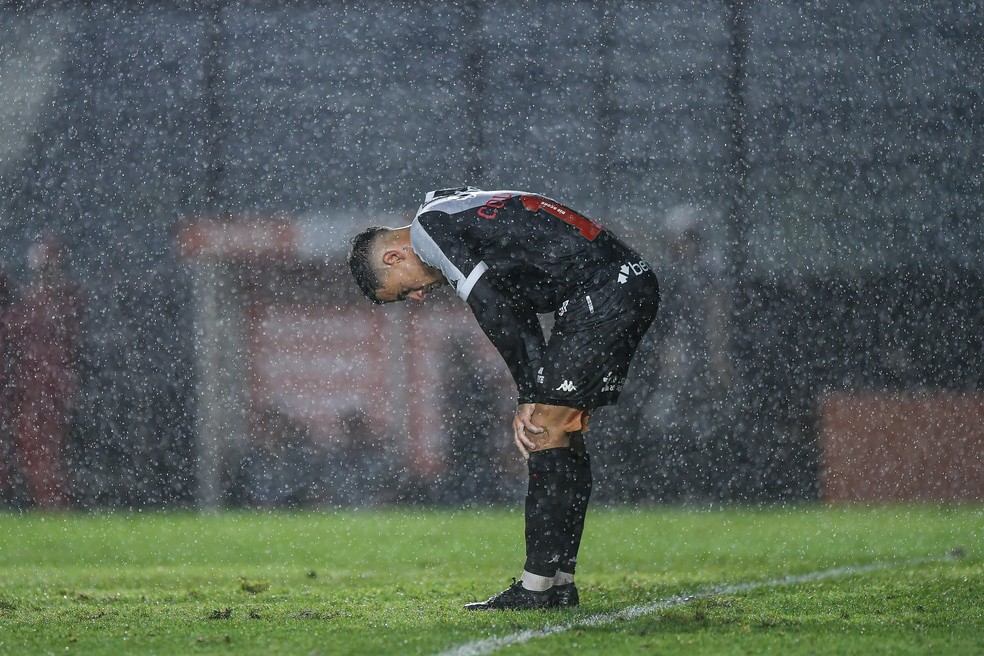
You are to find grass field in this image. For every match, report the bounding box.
[0,505,981,655]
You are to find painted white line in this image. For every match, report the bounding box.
[436,557,943,656]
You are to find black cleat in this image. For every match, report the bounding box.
[464,579,554,611]
[550,582,579,608]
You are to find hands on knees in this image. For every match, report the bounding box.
[512,403,590,460]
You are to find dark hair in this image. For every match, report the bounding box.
[347,226,389,303]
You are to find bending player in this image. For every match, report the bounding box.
[347,187,659,610]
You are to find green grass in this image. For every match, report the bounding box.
[0,505,981,655]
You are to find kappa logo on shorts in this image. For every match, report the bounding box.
[618,260,650,284]
[558,300,570,316]
[556,380,577,393]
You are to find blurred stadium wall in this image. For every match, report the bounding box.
[0,1,981,507]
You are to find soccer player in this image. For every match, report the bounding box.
[347,187,659,610]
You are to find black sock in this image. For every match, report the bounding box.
[523,447,585,578]
[560,450,592,575]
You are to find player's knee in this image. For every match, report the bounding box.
[528,404,586,452]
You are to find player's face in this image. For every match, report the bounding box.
[375,256,445,304]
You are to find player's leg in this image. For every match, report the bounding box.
[552,428,591,608]
[533,263,659,608]
[465,403,586,611]
[468,260,659,610]
[519,404,588,594]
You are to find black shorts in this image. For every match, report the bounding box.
[533,253,659,410]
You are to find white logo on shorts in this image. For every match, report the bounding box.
[601,372,625,393]
[556,380,577,393]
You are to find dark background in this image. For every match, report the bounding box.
[1,0,981,507]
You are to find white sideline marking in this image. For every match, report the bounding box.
[436,557,943,656]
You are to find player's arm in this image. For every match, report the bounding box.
[464,275,545,405]
[412,209,545,379]
[411,210,545,444]
[465,276,547,457]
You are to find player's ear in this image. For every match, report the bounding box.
[381,247,404,266]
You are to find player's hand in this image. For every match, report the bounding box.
[513,403,543,460]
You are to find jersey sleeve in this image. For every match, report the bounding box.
[410,211,488,301]
[464,275,545,404]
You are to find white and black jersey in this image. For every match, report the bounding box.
[411,187,659,408]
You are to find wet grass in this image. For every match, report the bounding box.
[0,504,980,655]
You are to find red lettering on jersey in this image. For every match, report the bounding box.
[520,195,604,241]
[477,193,514,220]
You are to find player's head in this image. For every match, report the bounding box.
[348,226,390,304]
[347,226,445,304]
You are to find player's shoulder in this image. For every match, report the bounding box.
[420,186,481,205]
[416,187,531,216]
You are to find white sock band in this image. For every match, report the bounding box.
[553,571,575,585]
[520,570,554,592]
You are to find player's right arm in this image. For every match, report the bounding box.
[464,278,545,459]
[463,275,545,405]
[411,210,546,404]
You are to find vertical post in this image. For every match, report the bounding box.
[202,1,226,214]
[196,1,230,509]
[192,260,223,509]
[594,0,618,218]
[192,258,250,510]
[462,0,485,185]
[724,0,760,498]
[725,0,751,309]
